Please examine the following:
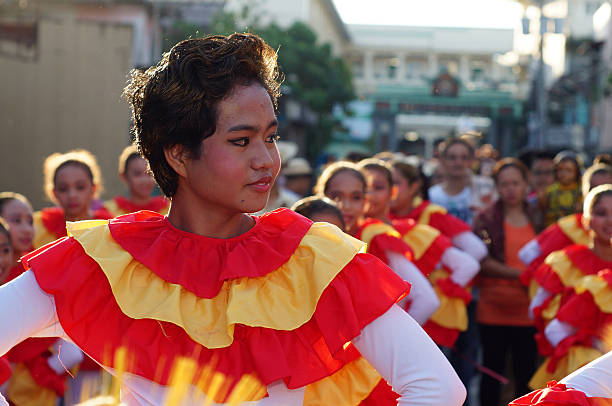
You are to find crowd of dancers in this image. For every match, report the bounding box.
[1,32,612,406]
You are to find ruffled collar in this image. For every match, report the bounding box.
[42,207,113,239]
[114,196,169,213]
[352,218,389,241]
[565,244,612,273]
[390,218,418,236]
[108,208,313,298]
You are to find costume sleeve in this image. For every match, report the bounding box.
[353,305,466,405]
[47,339,84,374]
[451,231,487,261]
[519,239,542,266]
[441,246,480,287]
[0,271,60,357]
[545,318,578,347]
[561,350,612,397]
[387,252,439,325]
[529,287,552,319]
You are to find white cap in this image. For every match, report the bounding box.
[276,141,298,163]
[284,157,313,177]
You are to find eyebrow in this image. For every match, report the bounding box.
[228,119,278,133]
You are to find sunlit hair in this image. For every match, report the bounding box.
[118,144,143,175]
[291,196,345,229]
[0,192,32,215]
[392,160,421,184]
[43,149,103,202]
[594,153,612,166]
[583,184,612,219]
[314,161,366,196]
[357,158,394,188]
[492,158,528,184]
[123,33,282,197]
[440,136,475,159]
[582,164,612,197]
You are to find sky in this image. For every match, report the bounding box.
[331,0,524,29]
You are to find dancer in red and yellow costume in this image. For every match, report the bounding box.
[358,159,480,348]
[316,161,440,327]
[0,193,82,406]
[0,34,465,405]
[33,150,112,249]
[389,160,487,263]
[519,164,612,294]
[528,185,612,389]
[104,145,169,216]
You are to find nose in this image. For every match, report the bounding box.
[251,139,277,170]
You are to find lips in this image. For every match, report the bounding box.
[247,175,273,192]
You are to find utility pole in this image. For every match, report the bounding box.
[536,0,547,148]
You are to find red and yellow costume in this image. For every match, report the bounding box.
[33,207,113,249]
[392,219,470,348]
[22,209,409,404]
[521,214,588,294]
[529,270,612,390]
[390,198,471,240]
[352,218,414,266]
[511,380,612,406]
[104,196,169,217]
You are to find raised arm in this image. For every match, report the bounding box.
[353,305,466,405]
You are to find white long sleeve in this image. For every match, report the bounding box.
[451,231,487,261]
[545,319,577,348]
[353,305,466,405]
[441,246,480,287]
[561,350,612,397]
[386,251,440,325]
[0,271,62,357]
[529,287,552,319]
[519,238,542,266]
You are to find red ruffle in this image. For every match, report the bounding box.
[114,196,169,214]
[538,224,574,260]
[391,201,470,238]
[6,338,56,363]
[108,209,313,299]
[391,218,451,275]
[23,355,65,396]
[437,277,472,304]
[422,321,460,348]
[510,381,599,406]
[41,207,114,239]
[0,357,10,386]
[354,219,414,266]
[25,237,409,395]
[358,380,398,405]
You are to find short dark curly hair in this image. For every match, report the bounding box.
[123,33,282,197]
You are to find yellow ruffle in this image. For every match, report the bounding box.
[541,294,562,324]
[576,275,612,313]
[557,214,589,245]
[360,222,401,246]
[528,279,540,300]
[304,357,382,406]
[33,211,59,249]
[402,224,440,260]
[7,363,57,406]
[67,221,365,349]
[103,199,122,217]
[428,269,468,330]
[528,346,603,390]
[418,203,447,226]
[547,250,586,289]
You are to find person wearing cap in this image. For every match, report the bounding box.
[284,157,313,197]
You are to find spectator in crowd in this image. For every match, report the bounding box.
[539,150,583,227]
[283,157,313,197]
[520,150,556,204]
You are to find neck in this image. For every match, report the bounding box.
[391,199,414,217]
[592,238,612,262]
[167,190,253,239]
[129,193,152,206]
[444,175,468,195]
[65,210,92,222]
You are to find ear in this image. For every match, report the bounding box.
[390,185,398,201]
[164,145,189,179]
[408,180,421,197]
[119,173,127,184]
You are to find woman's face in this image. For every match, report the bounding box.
[588,172,612,192]
[53,164,96,220]
[496,166,527,208]
[0,199,33,256]
[587,195,612,245]
[363,168,392,219]
[178,83,281,215]
[324,170,366,233]
[0,232,12,279]
[390,169,418,211]
[124,156,156,200]
[557,160,578,185]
